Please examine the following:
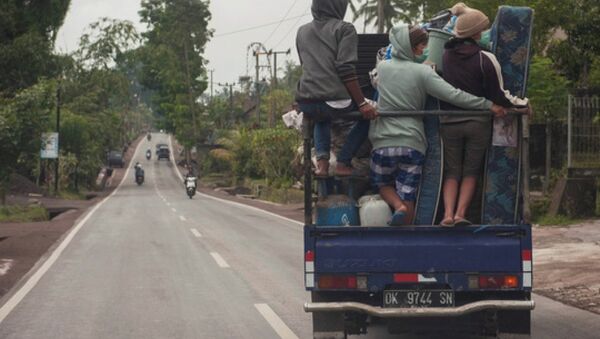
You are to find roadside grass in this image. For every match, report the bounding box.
[0,205,49,222]
[57,190,87,200]
[534,214,583,226]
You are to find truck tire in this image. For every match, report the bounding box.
[311,292,347,339]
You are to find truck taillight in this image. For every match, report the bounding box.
[476,275,519,289]
[305,250,314,262]
[318,275,357,289]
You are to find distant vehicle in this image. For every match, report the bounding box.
[107,151,124,168]
[185,176,197,199]
[155,143,168,152]
[146,149,151,160]
[157,147,170,160]
[147,133,151,141]
[134,163,144,185]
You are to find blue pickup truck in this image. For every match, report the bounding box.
[301,111,535,338]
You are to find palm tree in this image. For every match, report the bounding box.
[349,0,415,33]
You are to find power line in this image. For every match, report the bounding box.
[274,5,311,48]
[213,13,310,38]
[264,0,300,44]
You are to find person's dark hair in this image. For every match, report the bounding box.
[408,25,428,48]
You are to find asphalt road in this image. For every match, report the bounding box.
[0,134,599,339]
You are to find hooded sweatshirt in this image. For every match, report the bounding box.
[369,25,493,154]
[440,38,529,124]
[295,0,358,102]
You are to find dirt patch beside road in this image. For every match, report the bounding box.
[533,220,600,314]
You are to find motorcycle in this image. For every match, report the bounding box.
[185,176,197,199]
[135,165,145,186]
[147,133,151,141]
[146,149,152,160]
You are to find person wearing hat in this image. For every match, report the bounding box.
[439,7,529,227]
[369,24,506,226]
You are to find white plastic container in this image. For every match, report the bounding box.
[358,194,392,226]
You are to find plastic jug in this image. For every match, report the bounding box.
[358,194,392,226]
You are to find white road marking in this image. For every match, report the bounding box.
[179,215,186,222]
[254,304,299,339]
[209,252,230,268]
[190,228,202,238]
[0,259,14,276]
[166,202,171,206]
[171,208,177,213]
[0,136,145,324]
[168,136,302,227]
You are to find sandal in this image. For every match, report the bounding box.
[440,218,455,227]
[388,211,406,226]
[454,217,472,226]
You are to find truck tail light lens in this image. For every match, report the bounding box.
[318,275,357,289]
[478,275,519,289]
[305,250,314,262]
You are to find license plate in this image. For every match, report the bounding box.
[383,290,454,308]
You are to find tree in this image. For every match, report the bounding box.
[0,81,55,203]
[0,0,70,96]
[139,0,212,151]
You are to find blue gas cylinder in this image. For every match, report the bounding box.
[315,195,359,226]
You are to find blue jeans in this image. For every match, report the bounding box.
[299,102,370,166]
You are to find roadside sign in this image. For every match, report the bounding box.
[41,132,59,159]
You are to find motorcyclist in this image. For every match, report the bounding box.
[134,162,144,181]
[146,149,152,160]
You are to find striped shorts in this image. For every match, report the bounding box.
[370,147,425,201]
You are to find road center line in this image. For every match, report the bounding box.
[179,215,186,222]
[209,252,230,268]
[254,304,299,339]
[171,208,177,213]
[190,228,202,238]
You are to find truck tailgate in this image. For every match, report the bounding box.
[311,226,528,273]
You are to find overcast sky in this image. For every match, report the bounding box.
[56,0,372,94]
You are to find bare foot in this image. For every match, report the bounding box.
[335,163,354,176]
[315,159,329,177]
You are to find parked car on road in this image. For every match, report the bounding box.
[107,151,124,168]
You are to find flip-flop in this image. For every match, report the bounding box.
[440,218,455,227]
[388,211,406,226]
[454,218,472,226]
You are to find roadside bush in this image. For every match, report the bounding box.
[251,128,300,187]
[204,128,300,187]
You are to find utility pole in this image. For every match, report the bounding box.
[253,49,270,127]
[268,48,291,87]
[54,83,61,195]
[209,69,214,103]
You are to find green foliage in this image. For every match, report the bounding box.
[76,17,141,69]
[207,128,300,187]
[0,80,55,189]
[0,204,49,222]
[139,0,212,146]
[0,0,70,96]
[527,56,570,122]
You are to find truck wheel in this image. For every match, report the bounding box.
[311,292,347,339]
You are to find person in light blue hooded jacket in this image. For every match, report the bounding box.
[369,24,506,226]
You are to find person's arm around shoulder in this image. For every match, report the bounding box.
[423,66,506,117]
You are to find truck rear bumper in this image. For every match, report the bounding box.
[304,300,535,318]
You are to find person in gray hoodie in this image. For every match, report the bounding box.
[296,0,377,177]
[369,24,506,226]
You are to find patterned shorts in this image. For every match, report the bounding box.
[370,147,425,201]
